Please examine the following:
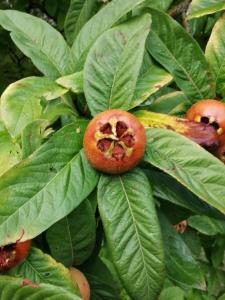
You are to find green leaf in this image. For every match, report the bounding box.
[187,0,225,19]
[84,14,151,115]
[64,0,97,45]
[146,8,215,101]
[41,99,76,123]
[0,122,20,176]
[145,170,225,220]
[46,199,96,266]
[159,213,206,289]
[56,72,83,94]
[0,121,99,246]
[219,293,225,300]
[205,14,225,96]
[140,0,173,11]
[188,215,225,236]
[98,168,165,300]
[83,256,120,300]
[0,10,74,78]
[148,91,190,116]
[144,128,225,214]
[0,275,82,299]
[0,76,67,138]
[71,0,145,70]
[159,286,185,300]
[133,61,173,107]
[21,120,51,159]
[7,247,79,294]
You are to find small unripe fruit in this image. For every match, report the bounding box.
[83,110,146,174]
[69,267,90,300]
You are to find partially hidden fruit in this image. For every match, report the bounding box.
[186,99,225,143]
[83,109,146,174]
[216,143,225,163]
[0,240,32,272]
[69,267,90,300]
[135,110,220,151]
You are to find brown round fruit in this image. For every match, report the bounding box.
[186,99,225,143]
[69,267,90,300]
[0,240,32,272]
[216,143,225,163]
[83,109,146,174]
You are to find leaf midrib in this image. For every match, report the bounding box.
[119,176,151,297]
[151,30,205,99]
[3,13,68,76]
[0,151,81,244]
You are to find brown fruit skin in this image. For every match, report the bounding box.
[69,267,90,300]
[216,143,225,163]
[186,99,225,143]
[83,109,146,174]
[0,240,32,272]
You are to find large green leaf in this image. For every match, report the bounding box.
[0,276,82,300]
[159,213,205,289]
[146,8,215,101]
[205,14,225,96]
[8,247,79,295]
[64,0,97,45]
[71,0,145,70]
[144,128,225,214]
[145,170,225,220]
[188,215,225,236]
[84,14,151,115]
[98,168,165,300]
[187,0,225,19]
[0,76,67,138]
[0,121,99,246]
[46,199,96,266]
[0,122,20,176]
[0,10,73,78]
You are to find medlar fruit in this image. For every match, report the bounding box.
[83,109,146,174]
[186,99,225,143]
[69,267,90,300]
[0,240,32,272]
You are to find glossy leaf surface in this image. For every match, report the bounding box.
[0,121,99,246]
[0,10,74,78]
[146,8,215,101]
[144,128,225,214]
[46,199,96,266]
[98,168,164,300]
[84,14,151,115]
